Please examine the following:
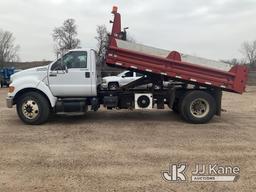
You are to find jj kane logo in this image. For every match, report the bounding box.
[162,163,187,182]
[162,163,240,182]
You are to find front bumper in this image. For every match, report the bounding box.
[6,96,13,108]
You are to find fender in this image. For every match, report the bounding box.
[9,76,57,107]
[36,80,57,107]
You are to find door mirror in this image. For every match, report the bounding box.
[64,65,68,73]
[121,75,125,78]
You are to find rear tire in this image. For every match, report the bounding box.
[179,90,216,124]
[16,92,50,125]
[108,82,119,90]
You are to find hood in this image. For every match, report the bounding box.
[11,65,49,82]
[103,75,117,79]
[102,75,122,80]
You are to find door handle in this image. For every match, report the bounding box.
[85,72,90,78]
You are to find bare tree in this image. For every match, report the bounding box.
[220,58,244,66]
[241,40,256,67]
[95,25,109,69]
[95,25,136,69]
[52,18,81,55]
[0,29,20,68]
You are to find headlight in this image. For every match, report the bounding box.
[102,79,107,84]
[8,86,15,93]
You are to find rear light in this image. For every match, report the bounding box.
[8,86,15,93]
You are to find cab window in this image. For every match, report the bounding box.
[136,72,144,77]
[123,71,133,77]
[51,51,87,70]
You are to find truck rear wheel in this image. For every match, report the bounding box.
[179,90,216,124]
[16,92,50,125]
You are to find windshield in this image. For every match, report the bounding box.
[117,71,127,77]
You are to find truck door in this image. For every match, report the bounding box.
[48,51,92,97]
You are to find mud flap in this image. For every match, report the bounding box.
[214,89,222,116]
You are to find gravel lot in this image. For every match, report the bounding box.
[0,87,255,192]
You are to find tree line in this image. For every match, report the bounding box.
[0,29,20,68]
[0,19,256,70]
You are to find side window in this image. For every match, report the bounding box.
[51,51,87,70]
[64,51,87,69]
[124,71,133,77]
[136,72,144,77]
[51,58,62,71]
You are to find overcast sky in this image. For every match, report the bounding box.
[1,0,256,62]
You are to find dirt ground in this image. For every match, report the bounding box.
[0,87,255,192]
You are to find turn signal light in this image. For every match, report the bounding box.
[8,86,15,93]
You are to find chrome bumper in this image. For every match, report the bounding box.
[6,97,13,108]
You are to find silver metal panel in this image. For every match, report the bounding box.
[116,39,231,71]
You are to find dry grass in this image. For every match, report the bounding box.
[0,87,255,192]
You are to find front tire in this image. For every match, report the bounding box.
[16,92,50,125]
[179,90,216,124]
[108,82,119,90]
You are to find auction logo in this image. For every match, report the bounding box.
[162,163,240,182]
[162,163,187,182]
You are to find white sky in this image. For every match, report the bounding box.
[1,0,256,61]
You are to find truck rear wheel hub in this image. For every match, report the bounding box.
[190,98,209,118]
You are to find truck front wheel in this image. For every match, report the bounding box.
[179,90,216,124]
[16,92,50,125]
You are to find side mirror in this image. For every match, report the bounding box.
[64,65,68,73]
[59,64,68,72]
[121,75,125,78]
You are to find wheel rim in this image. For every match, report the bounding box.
[109,84,118,90]
[189,98,209,118]
[21,99,39,120]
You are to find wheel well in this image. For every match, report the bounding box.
[13,88,51,107]
[108,82,119,86]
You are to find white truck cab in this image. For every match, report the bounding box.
[6,49,100,124]
[48,49,99,97]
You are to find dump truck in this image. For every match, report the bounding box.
[6,7,248,125]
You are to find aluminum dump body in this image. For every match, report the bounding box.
[106,7,248,94]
